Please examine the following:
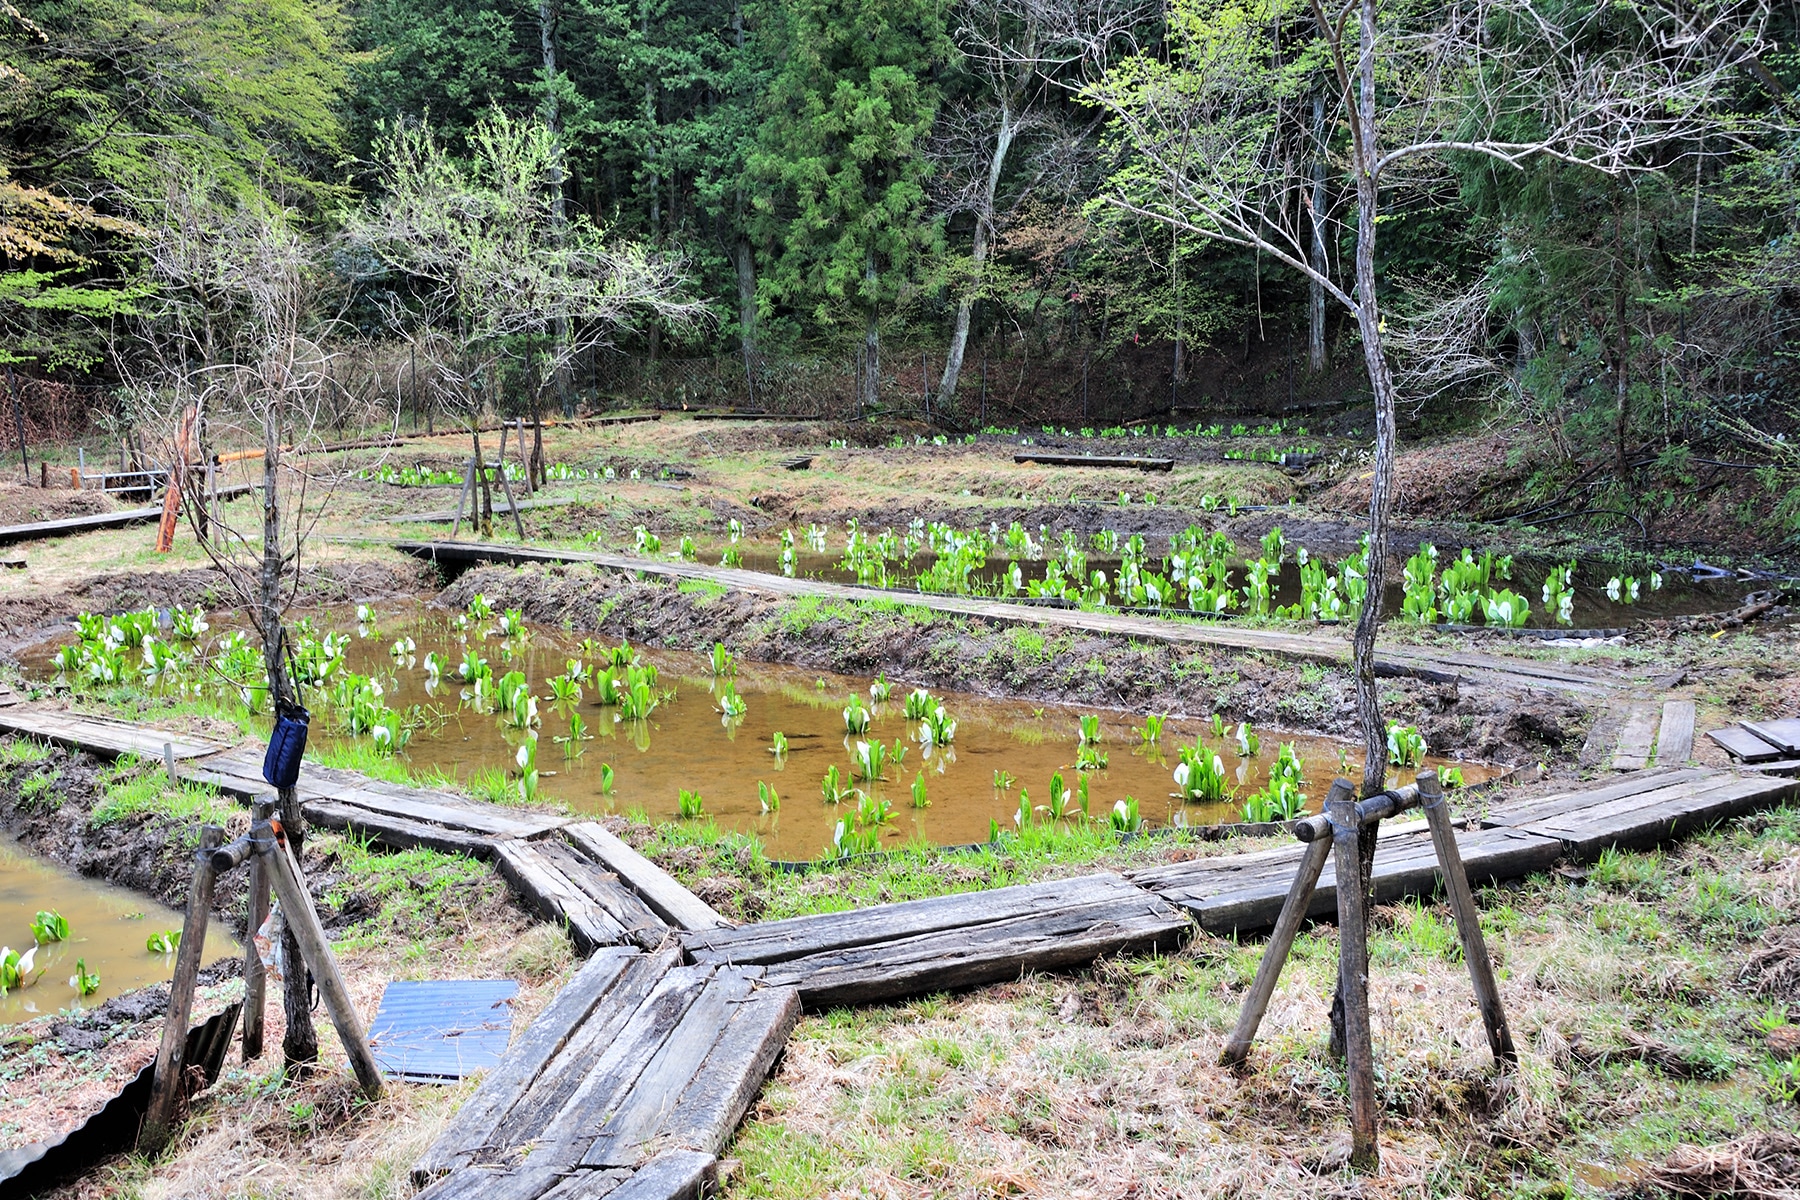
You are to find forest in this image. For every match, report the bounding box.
[2,0,1797,509]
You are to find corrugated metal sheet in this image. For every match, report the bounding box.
[367,979,518,1083]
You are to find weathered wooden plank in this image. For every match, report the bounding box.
[755,894,1191,1009]
[1655,701,1697,766]
[1707,726,1786,763]
[539,1168,634,1199]
[0,708,225,759]
[414,948,650,1181]
[303,799,497,859]
[1610,705,1660,771]
[1516,773,1799,857]
[1013,452,1175,472]
[1747,759,1800,776]
[564,823,728,932]
[413,1158,581,1200]
[535,839,669,950]
[190,744,565,839]
[682,872,1134,966]
[650,985,801,1158]
[1142,824,1563,936]
[493,839,630,953]
[1482,767,1715,828]
[533,965,716,1152]
[579,968,758,1167]
[0,506,165,545]
[602,1152,717,1200]
[1741,718,1800,755]
[488,948,685,1153]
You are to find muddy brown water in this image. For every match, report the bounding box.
[0,835,237,1026]
[326,609,1500,861]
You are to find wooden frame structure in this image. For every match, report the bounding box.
[1220,771,1513,1171]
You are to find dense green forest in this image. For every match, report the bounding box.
[2,0,1798,493]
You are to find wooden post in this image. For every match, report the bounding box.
[980,355,987,428]
[1417,770,1516,1065]
[1220,780,1350,1067]
[1329,785,1380,1171]
[241,799,275,1061]
[259,830,385,1098]
[451,457,475,539]
[142,825,225,1150]
[497,461,528,540]
[163,741,177,784]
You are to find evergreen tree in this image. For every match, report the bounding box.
[746,0,951,405]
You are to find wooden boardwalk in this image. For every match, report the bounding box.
[386,538,1622,697]
[3,706,1794,1199]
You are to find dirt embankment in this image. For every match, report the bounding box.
[0,483,119,527]
[438,563,1591,765]
[0,557,439,651]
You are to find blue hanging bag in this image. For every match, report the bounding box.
[263,704,310,788]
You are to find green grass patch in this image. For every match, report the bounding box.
[320,833,501,950]
[0,737,53,767]
[89,755,235,834]
[677,577,728,601]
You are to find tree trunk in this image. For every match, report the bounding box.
[1308,89,1330,373]
[257,403,317,1072]
[539,0,573,419]
[940,99,1018,405]
[862,254,881,411]
[735,237,757,399]
[1326,9,1396,1146]
[1611,208,1631,482]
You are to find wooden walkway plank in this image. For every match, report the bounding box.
[414,947,654,1181]
[0,708,226,760]
[1740,718,1800,755]
[1610,705,1660,771]
[0,506,164,545]
[385,539,1622,697]
[1013,452,1175,472]
[189,744,565,841]
[1514,773,1799,857]
[1707,727,1787,763]
[1484,768,1728,829]
[492,839,636,953]
[1655,701,1696,766]
[532,966,718,1152]
[535,840,671,950]
[1134,821,1564,936]
[488,949,687,1155]
[303,798,497,859]
[683,873,1146,967]
[753,895,1191,1009]
[563,822,729,932]
[646,985,801,1159]
[576,967,758,1167]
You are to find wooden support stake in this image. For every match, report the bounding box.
[450,456,475,538]
[142,824,225,1151]
[1417,771,1516,1066]
[1328,786,1380,1172]
[242,800,275,1061]
[163,741,177,784]
[259,833,385,1098]
[496,457,527,540]
[1220,780,1349,1067]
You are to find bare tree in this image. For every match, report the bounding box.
[932,0,1151,407]
[1090,0,1774,1165]
[118,169,363,1074]
[1092,0,1771,794]
[349,110,708,532]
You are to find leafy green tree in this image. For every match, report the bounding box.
[747,0,952,406]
